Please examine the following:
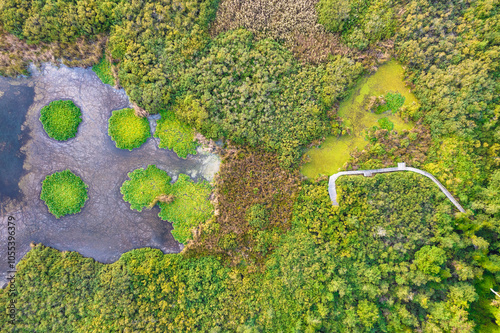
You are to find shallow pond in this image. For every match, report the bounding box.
[0,64,220,287]
[301,60,417,178]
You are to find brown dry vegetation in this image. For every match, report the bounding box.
[346,125,432,170]
[0,27,105,76]
[211,0,393,64]
[187,146,301,264]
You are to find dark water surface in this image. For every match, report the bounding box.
[0,78,34,201]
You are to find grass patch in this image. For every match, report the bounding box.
[40,170,88,218]
[39,100,82,141]
[120,165,172,212]
[92,56,114,86]
[158,174,212,244]
[154,111,198,158]
[108,108,151,151]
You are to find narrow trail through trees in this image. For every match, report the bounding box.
[329,162,466,213]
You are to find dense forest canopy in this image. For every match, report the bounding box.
[1,0,500,331]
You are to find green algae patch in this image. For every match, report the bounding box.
[159,174,213,244]
[154,111,198,158]
[40,170,89,218]
[92,56,115,86]
[108,108,151,150]
[39,100,82,141]
[120,165,172,212]
[301,60,418,179]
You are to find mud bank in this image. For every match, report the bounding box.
[0,64,220,287]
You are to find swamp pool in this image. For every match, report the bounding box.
[0,64,220,287]
[301,60,418,178]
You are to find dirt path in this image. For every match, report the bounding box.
[0,64,220,287]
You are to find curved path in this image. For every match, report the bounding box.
[328,162,466,213]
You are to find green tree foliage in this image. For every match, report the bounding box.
[414,245,447,276]
[92,55,114,86]
[396,0,499,138]
[158,174,213,244]
[0,0,119,43]
[154,110,198,159]
[0,173,488,331]
[120,165,171,212]
[317,0,396,49]
[424,136,484,200]
[178,29,363,167]
[108,108,151,151]
[316,0,355,33]
[40,170,89,218]
[107,0,218,113]
[39,100,82,141]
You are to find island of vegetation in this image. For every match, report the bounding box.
[39,100,82,141]
[108,108,151,151]
[154,110,198,158]
[0,0,499,331]
[40,170,89,219]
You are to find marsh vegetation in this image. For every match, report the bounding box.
[39,100,82,141]
[40,170,88,219]
[108,108,151,151]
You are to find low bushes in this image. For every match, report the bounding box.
[108,108,150,150]
[154,111,198,158]
[120,165,172,212]
[40,170,88,218]
[158,174,212,244]
[39,100,82,141]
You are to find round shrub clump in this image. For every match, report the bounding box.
[108,108,151,150]
[40,170,89,219]
[120,165,172,212]
[39,100,82,141]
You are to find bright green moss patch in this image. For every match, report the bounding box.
[92,56,115,86]
[40,170,88,218]
[154,111,198,158]
[159,174,212,244]
[39,100,82,141]
[120,165,172,212]
[108,108,151,150]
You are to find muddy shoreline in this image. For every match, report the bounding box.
[0,64,220,287]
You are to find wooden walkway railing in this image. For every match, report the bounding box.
[328,162,466,213]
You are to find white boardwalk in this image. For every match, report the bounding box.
[328,162,466,213]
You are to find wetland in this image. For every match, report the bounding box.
[0,64,220,287]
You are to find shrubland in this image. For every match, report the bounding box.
[176,29,363,166]
[187,147,301,262]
